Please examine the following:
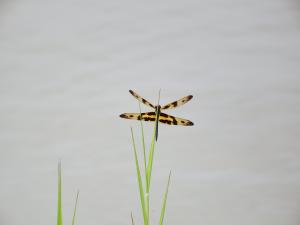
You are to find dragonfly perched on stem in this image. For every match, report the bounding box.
[120,90,194,141]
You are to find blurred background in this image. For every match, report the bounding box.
[0,0,300,225]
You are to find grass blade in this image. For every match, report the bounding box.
[159,171,172,225]
[57,162,63,225]
[131,212,135,225]
[131,128,148,225]
[146,118,157,189]
[71,191,79,225]
[146,89,161,188]
[138,102,150,218]
[138,102,147,173]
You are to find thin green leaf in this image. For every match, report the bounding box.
[159,171,172,225]
[157,89,161,105]
[146,89,161,189]
[131,212,135,225]
[138,102,150,218]
[131,128,148,225]
[71,191,79,225]
[146,113,158,189]
[57,162,63,225]
[138,102,147,173]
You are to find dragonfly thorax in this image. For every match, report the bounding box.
[154,105,161,110]
[154,105,161,114]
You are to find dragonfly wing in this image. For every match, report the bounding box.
[120,113,141,120]
[161,95,193,110]
[158,112,194,126]
[120,112,156,122]
[120,112,161,140]
[129,90,156,109]
[120,112,193,126]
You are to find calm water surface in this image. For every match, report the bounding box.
[0,0,300,225]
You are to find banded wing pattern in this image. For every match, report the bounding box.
[129,90,155,109]
[161,95,193,110]
[120,112,193,126]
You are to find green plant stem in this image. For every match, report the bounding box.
[138,102,147,173]
[57,162,63,225]
[131,212,135,225]
[159,171,172,225]
[138,102,150,221]
[71,191,79,225]
[131,128,148,225]
[146,111,159,190]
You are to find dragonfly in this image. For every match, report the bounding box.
[120,90,194,140]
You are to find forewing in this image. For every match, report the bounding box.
[161,95,193,110]
[129,90,155,109]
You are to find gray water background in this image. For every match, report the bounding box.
[0,0,300,225]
